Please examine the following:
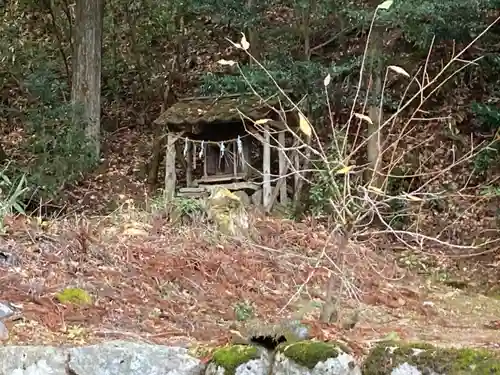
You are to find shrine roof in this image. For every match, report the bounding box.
[153,94,290,131]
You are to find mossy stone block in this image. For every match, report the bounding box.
[277,340,343,369]
[211,344,259,375]
[363,341,500,374]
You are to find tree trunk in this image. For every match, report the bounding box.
[246,0,260,63]
[367,75,382,188]
[365,24,384,188]
[302,0,316,61]
[0,143,7,164]
[71,0,104,158]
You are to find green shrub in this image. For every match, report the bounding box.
[20,66,99,200]
[471,102,500,176]
[0,164,28,232]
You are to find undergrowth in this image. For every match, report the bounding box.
[472,102,500,176]
[0,163,27,233]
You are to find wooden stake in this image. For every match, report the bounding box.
[233,140,238,177]
[186,140,193,187]
[262,124,272,210]
[203,143,208,178]
[293,148,300,203]
[278,131,288,204]
[164,134,178,202]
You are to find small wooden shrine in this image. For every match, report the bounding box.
[152,94,300,211]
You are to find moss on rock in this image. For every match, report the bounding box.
[206,187,248,237]
[55,288,92,305]
[363,341,500,374]
[277,340,342,369]
[211,344,259,375]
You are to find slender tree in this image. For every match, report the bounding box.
[71,0,104,158]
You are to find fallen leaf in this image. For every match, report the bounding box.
[388,65,410,78]
[336,165,354,174]
[123,227,148,237]
[354,113,373,124]
[484,320,500,330]
[377,0,393,9]
[323,74,331,87]
[200,355,213,364]
[368,185,384,194]
[240,33,250,50]
[217,59,237,66]
[255,119,272,125]
[298,112,312,137]
[403,193,423,202]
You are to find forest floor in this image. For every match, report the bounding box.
[0,2,498,363]
[1,206,500,359]
[1,126,500,360]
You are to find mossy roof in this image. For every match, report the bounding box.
[153,95,285,131]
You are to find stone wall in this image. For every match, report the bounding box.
[1,339,499,375]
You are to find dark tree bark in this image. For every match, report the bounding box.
[71,0,104,158]
[0,143,7,163]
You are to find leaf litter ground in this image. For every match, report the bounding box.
[0,2,498,363]
[1,211,500,359]
[0,118,498,362]
[1,103,499,359]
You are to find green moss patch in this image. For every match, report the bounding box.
[55,288,92,306]
[363,341,500,374]
[211,344,259,375]
[154,94,281,128]
[278,340,341,369]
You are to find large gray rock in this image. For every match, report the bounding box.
[0,302,15,319]
[0,341,204,375]
[68,341,204,375]
[0,346,67,375]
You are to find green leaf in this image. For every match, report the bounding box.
[12,202,25,214]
